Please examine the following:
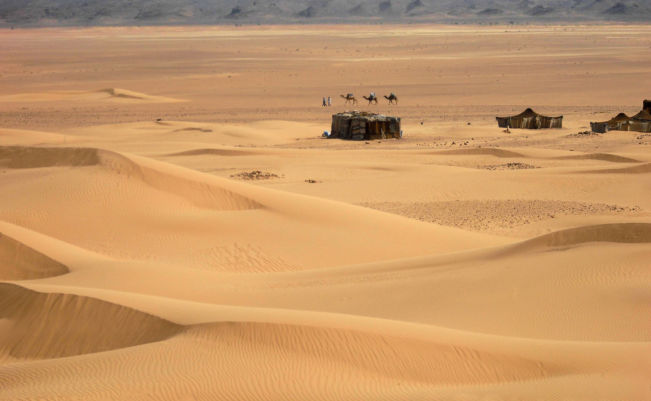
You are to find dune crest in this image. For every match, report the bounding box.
[585,163,651,174]
[183,321,553,385]
[554,153,640,163]
[0,146,262,211]
[0,283,181,359]
[508,223,651,252]
[435,148,526,158]
[165,148,257,157]
[0,233,69,280]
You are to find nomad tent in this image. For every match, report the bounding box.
[591,113,631,133]
[590,101,651,133]
[330,111,401,140]
[644,100,650,113]
[496,108,563,129]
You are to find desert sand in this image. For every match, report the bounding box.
[0,25,650,400]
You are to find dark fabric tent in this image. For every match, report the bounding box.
[591,110,651,134]
[330,111,401,140]
[644,100,651,113]
[496,108,563,129]
[632,110,651,121]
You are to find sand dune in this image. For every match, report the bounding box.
[511,222,651,250]
[1,278,648,399]
[0,145,505,272]
[0,128,648,399]
[165,148,258,157]
[434,147,526,158]
[0,282,551,383]
[0,146,262,210]
[1,141,648,400]
[64,120,323,148]
[0,283,181,359]
[554,152,640,163]
[585,162,651,174]
[0,233,68,280]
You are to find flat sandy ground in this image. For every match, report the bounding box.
[0,25,650,400]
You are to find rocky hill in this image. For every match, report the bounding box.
[1,0,650,26]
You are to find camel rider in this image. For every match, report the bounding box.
[370,91,376,100]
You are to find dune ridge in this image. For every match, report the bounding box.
[554,152,640,163]
[165,148,258,157]
[0,283,181,359]
[434,148,526,158]
[0,282,552,384]
[517,223,651,248]
[0,146,262,211]
[0,233,69,280]
[1,144,510,271]
[2,280,648,401]
[584,162,651,174]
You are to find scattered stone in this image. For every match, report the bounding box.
[305,179,319,183]
[567,130,600,137]
[231,170,279,180]
[359,200,641,235]
[481,162,539,170]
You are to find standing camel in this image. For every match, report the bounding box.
[384,93,398,104]
[340,93,357,105]
[362,93,378,105]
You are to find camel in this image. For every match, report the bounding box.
[340,94,357,105]
[362,94,378,105]
[384,93,398,104]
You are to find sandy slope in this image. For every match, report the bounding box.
[1,25,650,401]
[1,128,649,400]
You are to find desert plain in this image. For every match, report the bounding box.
[0,25,650,400]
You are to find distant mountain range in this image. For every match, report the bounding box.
[1,0,650,26]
